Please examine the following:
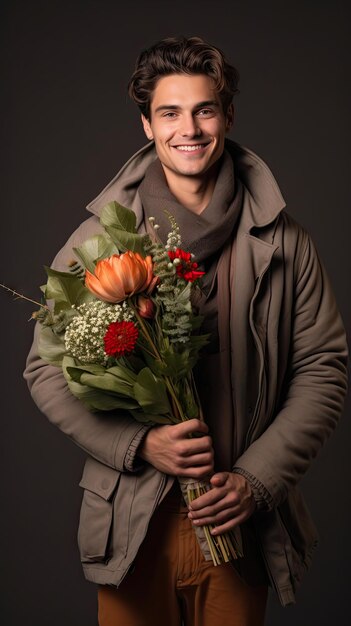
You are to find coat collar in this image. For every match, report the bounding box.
[86,139,286,233]
[225,140,286,231]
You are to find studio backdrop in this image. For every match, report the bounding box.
[1,1,350,625]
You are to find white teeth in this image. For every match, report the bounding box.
[175,144,206,151]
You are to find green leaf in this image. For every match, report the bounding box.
[182,387,199,420]
[73,234,118,273]
[38,326,66,366]
[62,356,81,380]
[68,380,136,412]
[65,368,137,399]
[44,267,94,313]
[134,367,172,415]
[104,226,147,255]
[65,363,106,382]
[82,372,136,397]
[164,350,193,378]
[175,283,193,311]
[107,365,138,386]
[100,201,137,233]
[62,356,139,410]
[98,200,150,255]
[142,349,191,380]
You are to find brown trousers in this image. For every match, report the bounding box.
[98,482,267,626]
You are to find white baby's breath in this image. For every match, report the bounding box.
[64,300,134,364]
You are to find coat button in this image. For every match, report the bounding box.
[101,479,110,490]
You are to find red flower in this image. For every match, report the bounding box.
[104,321,138,358]
[168,248,205,283]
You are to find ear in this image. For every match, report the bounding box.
[225,103,234,132]
[141,114,154,141]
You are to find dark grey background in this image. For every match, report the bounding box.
[1,1,350,624]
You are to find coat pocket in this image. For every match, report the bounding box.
[77,457,121,564]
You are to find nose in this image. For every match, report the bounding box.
[179,113,201,137]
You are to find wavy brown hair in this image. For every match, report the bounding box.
[128,36,240,119]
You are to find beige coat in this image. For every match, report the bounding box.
[24,140,348,606]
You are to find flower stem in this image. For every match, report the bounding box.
[128,298,160,359]
[0,283,49,310]
[128,297,186,422]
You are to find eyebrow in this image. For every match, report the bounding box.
[154,100,219,113]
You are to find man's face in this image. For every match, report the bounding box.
[141,74,233,183]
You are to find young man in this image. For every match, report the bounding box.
[24,37,348,626]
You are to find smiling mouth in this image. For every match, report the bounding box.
[172,142,210,152]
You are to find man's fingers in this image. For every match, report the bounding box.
[178,465,214,480]
[138,420,216,478]
[178,451,214,468]
[210,511,249,535]
[189,494,240,518]
[189,487,226,510]
[173,418,209,438]
[210,472,229,487]
[203,491,256,534]
[191,505,241,526]
[189,472,230,510]
[187,472,256,528]
[174,436,213,459]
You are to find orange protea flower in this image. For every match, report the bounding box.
[85,252,155,303]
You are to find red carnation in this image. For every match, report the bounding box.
[168,248,205,283]
[104,321,138,358]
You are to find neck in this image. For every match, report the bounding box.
[161,163,220,215]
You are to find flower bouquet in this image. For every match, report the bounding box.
[13,201,243,565]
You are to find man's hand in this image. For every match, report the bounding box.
[187,472,256,534]
[138,418,214,479]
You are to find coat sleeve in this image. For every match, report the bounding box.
[23,217,151,472]
[233,227,348,510]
